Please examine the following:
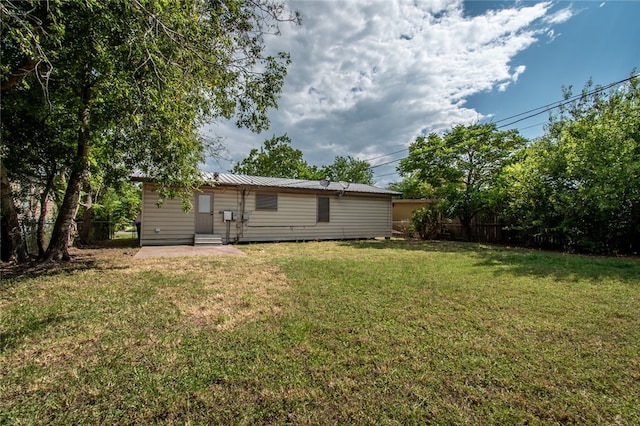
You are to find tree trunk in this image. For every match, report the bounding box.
[45,84,92,262]
[78,181,93,245]
[460,215,474,242]
[0,57,39,92]
[36,173,56,258]
[0,159,29,263]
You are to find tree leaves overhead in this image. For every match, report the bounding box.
[1,0,300,261]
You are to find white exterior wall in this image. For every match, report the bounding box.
[209,186,243,239]
[140,183,393,245]
[234,190,392,242]
[140,183,195,245]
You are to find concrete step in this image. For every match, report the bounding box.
[194,234,223,246]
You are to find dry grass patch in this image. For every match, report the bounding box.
[155,256,290,331]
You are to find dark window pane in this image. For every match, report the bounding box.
[318,197,330,222]
[256,193,278,210]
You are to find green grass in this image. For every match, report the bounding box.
[113,229,138,240]
[1,240,639,424]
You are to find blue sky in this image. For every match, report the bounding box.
[467,1,640,139]
[202,0,640,187]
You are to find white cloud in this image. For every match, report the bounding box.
[512,65,527,82]
[544,6,574,24]
[202,0,573,185]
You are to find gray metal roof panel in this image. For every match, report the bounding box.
[201,172,400,195]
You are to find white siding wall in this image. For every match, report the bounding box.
[140,183,195,245]
[140,183,393,245]
[234,190,392,242]
[210,187,242,240]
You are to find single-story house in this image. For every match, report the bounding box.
[134,172,400,246]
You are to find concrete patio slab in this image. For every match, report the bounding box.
[134,245,246,259]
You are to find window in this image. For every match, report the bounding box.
[318,196,330,222]
[197,194,211,213]
[256,193,278,211]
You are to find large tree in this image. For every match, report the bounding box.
[1,0,299,261]
[231,134,317,179]
[1,81,74,259]
[319,156,373,185]
[232,136,374,183]
[504,73,640,253]
[398,123,527,240]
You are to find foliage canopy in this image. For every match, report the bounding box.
[398,123,526,240]
[1,0,300,261]
[232,134,374,184]
[504,74,640,252]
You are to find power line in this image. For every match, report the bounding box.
[375,171,400,178]
[517,121,547,131]
[362,148,407,162]
[371,157,406,169]
[494,73,638,125]
[496,73,639,129]
[366,72,639,173]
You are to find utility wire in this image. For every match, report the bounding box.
[362,148,407,162]
[370,73,639,174]
[496,73,639,129]
[518,121,547,131]
[371,157,406,169]
[375,171,401,178]
[493,73,638,125]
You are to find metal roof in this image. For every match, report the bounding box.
[201,172,400,196]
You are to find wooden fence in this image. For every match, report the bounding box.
[393,219,517,244]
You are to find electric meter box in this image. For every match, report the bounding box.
[223,210,233,221]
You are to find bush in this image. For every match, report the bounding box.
[411,207,439,240]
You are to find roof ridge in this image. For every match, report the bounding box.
[200,172,400,195]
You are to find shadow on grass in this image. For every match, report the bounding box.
[0,257,99,285]
[338,238,496,254]
[0,239,138,285]
[472,249,640,284]
[339,239,640,284]
[0,313,68,353]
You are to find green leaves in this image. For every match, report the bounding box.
[232,134,313,179]
[503,72,640,253]
[319,156,373,185]
[397,73,639,252]
[2,0,300,260]
[398,123,526,240]
[232,135,374,184]
[410,207,440,240]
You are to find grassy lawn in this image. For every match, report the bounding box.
[1,240,639,424]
